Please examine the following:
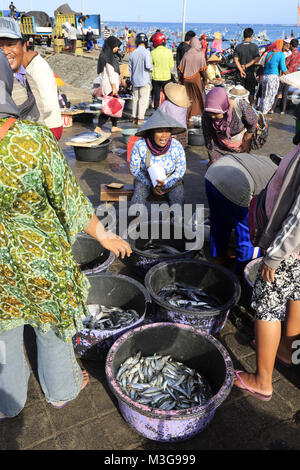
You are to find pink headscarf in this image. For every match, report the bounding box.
[204,87,232,139]
[178,37,206,79]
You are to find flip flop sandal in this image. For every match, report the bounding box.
[234,370,272,402]
[250,340,293,368]
[50,370,89,409]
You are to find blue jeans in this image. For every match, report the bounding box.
[0,326,83,417]
[205,179,261,274]
[131,180,184,207]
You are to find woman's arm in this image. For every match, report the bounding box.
[83,213,132,259]
[202,113,222,162]
[263,192,300,276]
[130,143,152,187]
[163,143,186,189]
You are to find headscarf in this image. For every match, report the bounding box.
[0,49,20,119]
[267,39,283,52]
[204,87,232,140]
[97,36,122,75]
[145,131,172,156]
[178,37,206,79]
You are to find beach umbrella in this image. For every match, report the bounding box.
[54,73,66,87]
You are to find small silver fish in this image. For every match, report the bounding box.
[116,352,212,411]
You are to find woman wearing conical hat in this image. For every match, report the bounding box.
[129,108,186,207]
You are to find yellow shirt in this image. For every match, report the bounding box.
[207,64,221,82]
[151,45,174,81]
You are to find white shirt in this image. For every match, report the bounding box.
[96,63,120,96]
[26,54,63,128]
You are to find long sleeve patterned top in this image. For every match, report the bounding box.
[130,138,186,189]
[202,99,258,161]
[0,119,95,341]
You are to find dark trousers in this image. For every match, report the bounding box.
[272,82,289,114]
[152,79,171,109]
[98,114,117,128]
[70,39,76,53]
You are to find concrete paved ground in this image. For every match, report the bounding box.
[0,104,299,451]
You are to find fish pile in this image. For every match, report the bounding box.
[158,282,221,311]
[141,239,181,256]
[82,305,140,330]
[117,351,213,410]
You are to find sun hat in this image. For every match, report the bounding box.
[0,17,22,39]
[283,37,293,43]
[227,85,249,99]
[135,108,186,137]
[214,32,222,41]
[208,53,222,63]
[164,82,191,108]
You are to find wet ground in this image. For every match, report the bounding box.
[1,83,300,451]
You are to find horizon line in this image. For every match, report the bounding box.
[102,20,299,26]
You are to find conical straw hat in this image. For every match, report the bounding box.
[164,82,191,108]
[135,108,186,137]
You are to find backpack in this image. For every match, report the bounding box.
[233,100,269,150]
[251,109,269,150]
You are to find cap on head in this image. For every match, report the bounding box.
[0,17,22,39]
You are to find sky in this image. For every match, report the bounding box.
[5,0,300,24]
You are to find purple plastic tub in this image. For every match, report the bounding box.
[124,219,202,276]
[105,322,234,442]
[73,273,151,360]
[144,259,241,335]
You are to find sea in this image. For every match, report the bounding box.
[103,21,300,48]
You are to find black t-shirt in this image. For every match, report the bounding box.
[176,42,191,68]
[234,41,260,75]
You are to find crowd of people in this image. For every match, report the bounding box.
[0,15,299,420]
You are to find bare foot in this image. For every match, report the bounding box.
[111,126,122,133]
[94,126,104,134]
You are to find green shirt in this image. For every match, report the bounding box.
[0,119,95,341]
[151,46,174,81]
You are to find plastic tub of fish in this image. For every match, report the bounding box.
[244,257,263,288]
[73,273,151,360]
[72,232,115,275]
[105,322,234,442]
[124,219,202,276]
[144,259,241,335]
